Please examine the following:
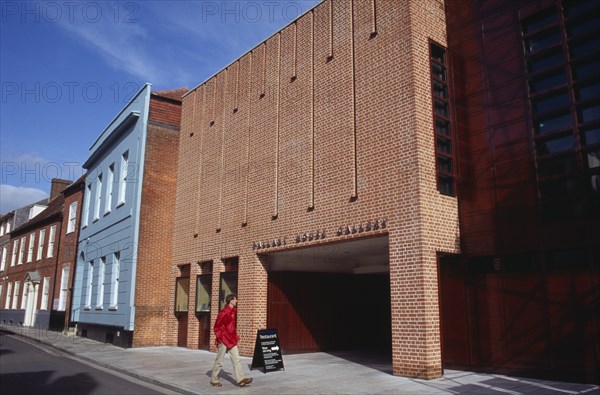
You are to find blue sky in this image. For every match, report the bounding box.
[0,0,320,213]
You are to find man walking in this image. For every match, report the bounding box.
[210,294,253,387]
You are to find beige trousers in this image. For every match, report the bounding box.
[211,343,245,383]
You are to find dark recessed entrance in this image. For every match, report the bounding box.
[263,236,392,371]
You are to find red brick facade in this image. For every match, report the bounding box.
[170,0,457,379]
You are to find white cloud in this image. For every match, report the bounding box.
[0,184,48,214]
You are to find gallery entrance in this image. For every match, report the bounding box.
[263,236,392,367]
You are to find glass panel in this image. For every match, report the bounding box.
[586,149,600,169]
[438,175,455,196]
[175,277,189,313]
[536,134,574,154]
[433,80,448,99]
[523,10,558,33]
[573,59,600,80]
[437,156,453,173]
[532,91,570,114]
[437,137,452,154]
[525,28,561,53]
[564,0,600,18]
[567,17,598,37]
[431,63,446,81]
[196,275,211,313]
[576,81,600,101]
[540,177,582,198]
[570,37,600,58]
[529,50,564,73]
[530,69,567,93]
[536,112,572,134]
[431,44,445,63]
[219,272,238,310]
[435,118,451,136]
[537,155,578,177]
[434,99,449,117]
[582,128,600,145]
[578,104,600,123]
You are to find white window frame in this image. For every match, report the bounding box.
[5,282,12,309]
[37,229,45,260]
[58,267,70,311]
[18,236,26,265]
[67,201,78,234]
[27,233,35,263]
[105,163,114,214]
[0,245,7,271]
[85,261,94,309]
[11,240,18,267]
[0,224,4,236]
[47,225,56,258]
[12,281,20,309]
[41,277,50,310]
[110,252,120,309]
[94,173,103,221]
[118,151,128,205]
[5,221,10,233]
[21,282,28,309]
[83,183,91,228]
[96,257,105,309]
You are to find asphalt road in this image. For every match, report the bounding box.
[0,331,176,395]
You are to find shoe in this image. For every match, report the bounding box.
[238,377,253,387]
[210,381,222,387]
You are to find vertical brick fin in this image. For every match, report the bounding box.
[309,10,316,210]
[243,53,253,226]
[371,0,378,36]
[211,76,217,125]
[292,23,298,80]
[261,43,267,97]
[350,0,358,199]
[328,0,334,60]
[234,61,240,111]
[273,33,282,219]
[218,69,228,232]
[194,88,205,236]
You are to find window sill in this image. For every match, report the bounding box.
[95,306,103,310]
[109,306,118,311]
[116,201,125,209]
[66,230,74,235]
[84,306,91,311]
[104,210,111,217]
[92,218,99,223]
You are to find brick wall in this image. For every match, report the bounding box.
[171,0,458,379]
[133,94,182,347]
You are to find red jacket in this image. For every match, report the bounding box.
[214,304,240,349]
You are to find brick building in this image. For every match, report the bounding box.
[70,84,186,347]
[170,0,598,385]
[0,178,82,330]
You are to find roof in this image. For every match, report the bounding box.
[62,174,87,194]
[11,194,64,234]
[152,88,189,102]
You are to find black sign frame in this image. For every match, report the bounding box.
[250,328,285,373]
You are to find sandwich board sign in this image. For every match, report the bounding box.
[251,328,284,373]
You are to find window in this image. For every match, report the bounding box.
[12,281,20,309]
[58,267,70,311]
[430,42,455,196]
[110,252,120,309]
[5,222,10,233]
[67,201,78,233]
[96,257,105,308]
[85,261,94,309]
[83,183,91,228]
[118,151,129,205]
[196,275,211,313]
[18,236,25,264]
[26,233,35,263]
[219,272,238,310]
[11,240,18,267]
[47,225,56,258]
[41,277,50,310]
[94,173,103,221]
[522,2,600,220]
[37,229,45,260]
[105,163,114,214]
[0,224,4,236]
[0,246,7,271]
[21,283,28,309]
[175,277,190,313]
[5,282,12,309]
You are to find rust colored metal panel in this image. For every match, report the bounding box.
[197,314,210,350]
[177,314,188,348]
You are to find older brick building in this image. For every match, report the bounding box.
[170,0,458,380]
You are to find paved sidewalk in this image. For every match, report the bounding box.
[1,324,598,395]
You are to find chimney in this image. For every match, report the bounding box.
[50,178,72,200]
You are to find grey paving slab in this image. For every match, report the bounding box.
[1,324,598,395]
